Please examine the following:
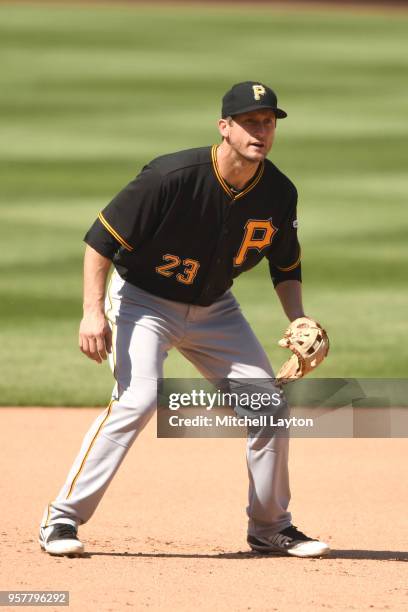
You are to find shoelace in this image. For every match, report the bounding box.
[281,525,311,541]
[52,524,77,539]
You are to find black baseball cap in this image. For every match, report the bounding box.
[222,81,287,119]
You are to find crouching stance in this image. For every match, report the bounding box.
[39,81,330,558]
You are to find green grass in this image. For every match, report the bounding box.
[0,3,407,405]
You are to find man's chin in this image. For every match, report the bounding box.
[243,150,266,163]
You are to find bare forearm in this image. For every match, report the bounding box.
[275,280,305,322]
[79,245,112,363]
[82,245,112,314]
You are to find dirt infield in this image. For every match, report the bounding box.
[0,407,406,611]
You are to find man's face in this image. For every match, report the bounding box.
[218,109,277,162]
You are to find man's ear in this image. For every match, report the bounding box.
[218,117,230,139]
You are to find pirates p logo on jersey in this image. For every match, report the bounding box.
[234,219,277,266]
[252,84,266,101]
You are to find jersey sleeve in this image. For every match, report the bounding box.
[84,164,164,259]
[267,185,302,287]
[84,217,119,259]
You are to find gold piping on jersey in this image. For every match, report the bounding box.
[66,400,114,500]
[211,145,264,200]
[277,248,302,272]
[98,212,133,252]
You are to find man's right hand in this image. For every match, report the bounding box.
[79,310,112,364]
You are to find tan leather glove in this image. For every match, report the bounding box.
[276,317,329,384]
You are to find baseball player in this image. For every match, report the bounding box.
[39,81,330,558]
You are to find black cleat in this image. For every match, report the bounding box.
[39,523,84,556]
[248,525,330,558]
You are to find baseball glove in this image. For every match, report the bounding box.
[275,317,329,383]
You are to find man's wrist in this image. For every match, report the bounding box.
[82,302,105,315]
[289,311,305,322]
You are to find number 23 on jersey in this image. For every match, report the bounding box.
[156,254,200,285]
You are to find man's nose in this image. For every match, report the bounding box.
[254,123,266,138]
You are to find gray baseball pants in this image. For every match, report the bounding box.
[41,270,292,539]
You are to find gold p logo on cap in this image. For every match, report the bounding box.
[252,84,266,101]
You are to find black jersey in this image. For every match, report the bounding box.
[84,145,301,306]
